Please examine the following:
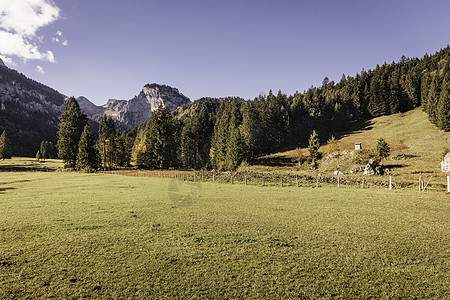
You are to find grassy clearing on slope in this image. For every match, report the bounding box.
[251,108,450,189]
[0,170,448,298]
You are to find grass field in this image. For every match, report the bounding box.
[1,165,449,298]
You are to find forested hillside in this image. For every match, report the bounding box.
[157,46,449,171]
[22,46,450,170]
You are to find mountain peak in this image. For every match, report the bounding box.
[0,58,6,67]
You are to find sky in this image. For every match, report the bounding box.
[1,0,450,105]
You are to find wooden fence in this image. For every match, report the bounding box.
[97,170,450,192]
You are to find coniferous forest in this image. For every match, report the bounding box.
[57,46,449,171]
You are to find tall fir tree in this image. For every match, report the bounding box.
[225,127,245,171]
[76,124,99,170]
[211,101,245,171]
[141,105,179,169]
[97,115,117,169]
[426,75,442,125]
[437,73,450,131]
[0,130,12,160]
[376,138,390,163]
[308,130,321,165]
[211,103,232,170]
[57,97,88,168]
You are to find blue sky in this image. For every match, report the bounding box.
[1,0,450,105]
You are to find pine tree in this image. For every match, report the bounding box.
[308,130,321,165]
[376,138,390,163]
[426,75,441,125]
[0,130,12,160]
[36,150,43,162]
[225,128,245,171]
[76,124,99,171]
[141,105,179,169]
[57,97,88,168]
[437,74,450,131]
[97,115,117,169]
[211,103,232,170]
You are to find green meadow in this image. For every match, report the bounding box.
[1,164,448,298]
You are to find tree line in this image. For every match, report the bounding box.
[55,46,449,171]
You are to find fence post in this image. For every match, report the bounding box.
[245,175,247,185]
[362,178,365,188]
[296,175,299,188]
[262,177,265,186]
[316,175,319,188]
[389,176,392,190]
[447,176,450,193]
[231,175,233,184]
[213,173,215,183]
[338,174,340,188]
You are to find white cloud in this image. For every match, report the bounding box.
[52,37,60,43]
[62,40,68,46]
[0,0,60,36]
[36,65,45,74]
[0,0,60,62]
[56,30,62,36]
[0,31,55,62]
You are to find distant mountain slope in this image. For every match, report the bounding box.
[0,63,65,156]
[0,60,191,155]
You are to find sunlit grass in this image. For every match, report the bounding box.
[0,170,448,298]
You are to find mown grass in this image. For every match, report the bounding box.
[1,168,448,298]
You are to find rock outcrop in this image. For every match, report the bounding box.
[77,83,191,130]
[120,84,190,128]
[363,159,381,176]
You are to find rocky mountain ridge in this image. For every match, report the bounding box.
[78,83,191,129]
[0,62,191,156]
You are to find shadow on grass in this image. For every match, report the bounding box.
[331,119,374,140]
[383,164,407,170]
[250,155,293,167]
[0,165,55,172]
[0,187,16,194]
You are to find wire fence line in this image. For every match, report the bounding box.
[97,170,450,192]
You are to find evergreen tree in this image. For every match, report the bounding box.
[308,130,321,165]
[437,74,450,131]
[141,105,179,169]
[76,124,99,171]
[57,97,88,168]
[97,115,117,169]
[426,75,442,125]
[0,130,12,160]
[211,103,232,170]
[197,104,214,167]
[36,150,43,162]
[180,104,214,169]
[376,138,390,162]
[225,128,245,171]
